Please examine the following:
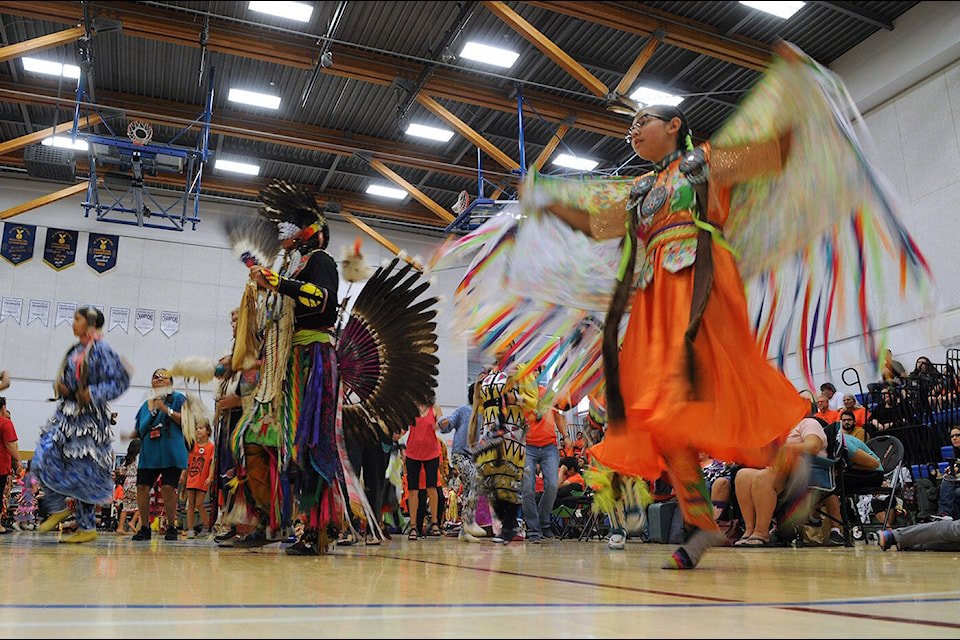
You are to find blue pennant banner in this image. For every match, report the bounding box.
[43,227,78,271]
[1,222,37,265]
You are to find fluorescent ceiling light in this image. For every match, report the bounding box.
[406,123,455,142]
[552,154,598,172]
[459,42,520,69]
[739,1,805,19]
[366,184,408,200]
[248,1,313,22]
[41,136,88,151]
[215,159,260,176]
[628,86,684,107]
[228,88,282,110]
[22,57,81,79]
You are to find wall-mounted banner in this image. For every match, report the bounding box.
[87,232,119,274]
[135,308,155,335]
[160,311,180,338]
[1,222,36,266]
[55,301,78,327]
[27,299,51,327]
[43,228,78,271]
[1,297,23,324]
[109,306,130,333]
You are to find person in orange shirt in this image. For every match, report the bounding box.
[522,386,566,543]
[813,393,839,425]
[571,431,586,458]
[183,420,215,538]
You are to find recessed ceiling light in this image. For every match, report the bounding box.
[227,88,282,110]
[41,136,88,151]
[366,184,408,200]
[459,42,520,69]
[739,1,805,19]
[248,1,314,22]
[215,159,261,176]
[628,86,684,107]
[22,57,81,79]
[405,123,454,142]
[552,154,598,172]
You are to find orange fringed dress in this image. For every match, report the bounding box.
[589,141,810,480]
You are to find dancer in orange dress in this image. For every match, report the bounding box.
[433,43,932,569]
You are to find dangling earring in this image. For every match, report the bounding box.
[684,133,694,152]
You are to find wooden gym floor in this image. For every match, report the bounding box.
[0,530,958,638]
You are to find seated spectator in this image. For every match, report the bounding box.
[841,395,868,432]
[820,382,843,411]
[867,387,909,437]
[554,456,584,507]
[557,437,572,459]
[699,452,734,521]
[839,409,867,443]
[881,349,907,387]
[571,431,586,458]
[733,417,826,546]
[934,428,960,521]
[816,428,882,544]
[813,394,839,425]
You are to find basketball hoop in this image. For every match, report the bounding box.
[452,189,470,214]
[127,120,154,146]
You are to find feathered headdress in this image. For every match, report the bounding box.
[258,180,329,249]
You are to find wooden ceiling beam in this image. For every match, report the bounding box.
[614,34,662,98]
[0,25,86,64]
[0,180,90,219]
[482,0,609,98]
[523,1,771,71]
[367,158,455,224]
[0,81,486,181]
[417,94,520,172]
[0,114,102,156]
[0,2,633,140]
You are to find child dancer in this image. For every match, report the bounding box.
[116,439,141,535]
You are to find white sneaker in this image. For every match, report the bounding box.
[608,532,626,550]
[464,521,487,538]
[185,530,196,539]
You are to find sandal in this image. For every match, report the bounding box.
[337,530,357,546]
[408,530,420,541]
[425,522,442,537]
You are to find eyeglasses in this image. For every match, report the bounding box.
[153,372,169,380]
[624,114,672,142]
[952,433,960,438]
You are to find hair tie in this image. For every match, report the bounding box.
[684,133,694,151]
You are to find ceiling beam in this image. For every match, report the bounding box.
[365,157,455,224]
[416,94,520,171]
[0,80,488,181]
[0,25,86,64]
[0,2,633,139]
[816,1,894,31]
[482,0,609,98]
[342,210,422,270]
[613,33,663,98]
[0,114,102,156]
[0,180,90,219]
[523,1,772,71]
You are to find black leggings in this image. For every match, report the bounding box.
[405,456,440,489]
